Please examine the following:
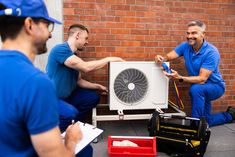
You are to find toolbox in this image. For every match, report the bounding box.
[148,111,211,157]
[108,136,156,157]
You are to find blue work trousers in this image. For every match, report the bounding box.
[58,87,99,131]
[189,83,232,126]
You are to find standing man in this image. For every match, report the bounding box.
[155,20,235,126]
[0,0,92,157]
[46,24,124,131]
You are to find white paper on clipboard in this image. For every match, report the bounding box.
[62,121,103,154]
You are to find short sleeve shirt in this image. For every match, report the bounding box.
[46,42,79,99]
[0,50,59,157]
[174,41,225,86]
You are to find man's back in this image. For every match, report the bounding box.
[0,50,59,156]
[46,42,79,99]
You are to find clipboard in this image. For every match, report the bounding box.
[61,121,103,154]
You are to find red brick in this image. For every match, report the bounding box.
[92,28,110,34]
[125,23,136,28]
[105,0,125,4]
[130,6,147,11]
[135,35,145,41]
[100,40,121,46]
[83,10,96,15]
[121,41,141,47]
[120,17,140,23]
[96,47,106,52]
[101,16,120,22]
[80,15,100,21]
[96,52,110,58]
[111,29,130,35]
[63,8,75,15]
[140,42,158,47]
[111,5,130,10]
[126,0,135,5]
[114,10,125,16]
[106,35,116,40]
[64,15,79,21]
[116,35,131,40]
[131,29,149,35]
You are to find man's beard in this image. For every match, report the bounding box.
[187,38,197,46]
[77,47,84,51]
[187,38,202,51]
[35,41,48,55]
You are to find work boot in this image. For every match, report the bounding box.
[227,106,235,120]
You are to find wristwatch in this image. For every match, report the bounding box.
[179,77,184,82]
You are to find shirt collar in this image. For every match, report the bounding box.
[0,50,33,65]
[191,39,208,56]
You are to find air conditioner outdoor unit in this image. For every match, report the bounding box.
[109,61,169,111]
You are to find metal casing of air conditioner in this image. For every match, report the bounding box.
[109,61,169,111]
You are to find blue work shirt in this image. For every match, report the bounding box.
[0,50,59,157]
[46,42,79,99]
[175,41,225,87]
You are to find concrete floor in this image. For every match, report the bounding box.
[91,120,235,157]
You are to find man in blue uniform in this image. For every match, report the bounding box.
[155,20,235,126]
[46,24,124,131]
[0,0,92,156]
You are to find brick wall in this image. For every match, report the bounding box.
[63,0,235,115]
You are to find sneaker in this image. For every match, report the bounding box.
[227,106,235,120]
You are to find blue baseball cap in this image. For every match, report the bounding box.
[0,0,61,24]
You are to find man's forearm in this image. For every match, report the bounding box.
[164,50,179,62]
[179,75,206,84]
[84,58,109,72]
[77,78,99,90]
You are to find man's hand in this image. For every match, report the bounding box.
[64,123,82,154]
[155,55,166,72]
[96,84,108,95]
[155,55,164,64]
[163,69,182,80]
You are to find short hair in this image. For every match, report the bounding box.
[187,20,206,32]
[68,24,89,37]
[0,3,26,42]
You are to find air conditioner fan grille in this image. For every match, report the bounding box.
[114,68,148,104]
